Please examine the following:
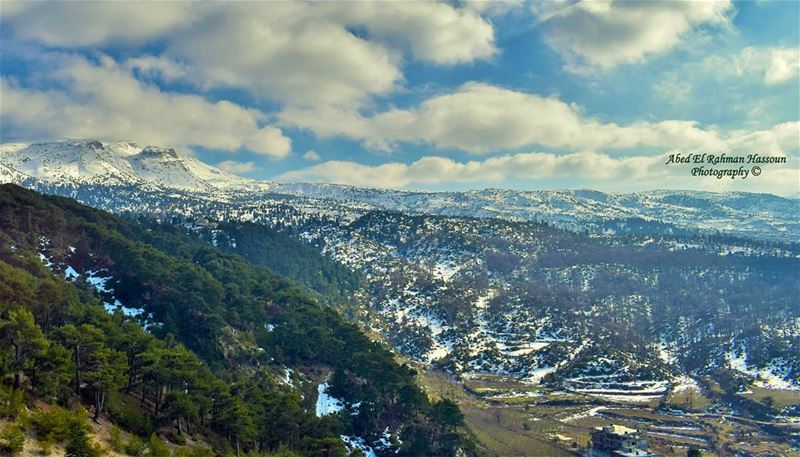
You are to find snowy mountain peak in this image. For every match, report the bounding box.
[2,139,798,241]
[0,139,248,191]
[139,146,180,159]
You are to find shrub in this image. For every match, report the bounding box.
[39,435,54,455]
[124,434,148,457]
[149,433,170,457]
[109,426,124,452]
[189,445,215,457]
[65,417,99,457]
[106,400,154,437]
[0,386,25,419]
[27,407,73,442]
[167,430,187,446]
[175,446,214,457]
[0,423,26,456]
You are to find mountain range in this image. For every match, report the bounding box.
[2,140,798,242]
[2,139,799,454]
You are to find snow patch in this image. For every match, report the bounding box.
[726,345,798,390]
[340,435,376,457]
[64,266,79,280]
[315,383,344,417]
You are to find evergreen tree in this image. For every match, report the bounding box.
[83,347,127,421]
[0,308,48,389]
[65,416,98,457]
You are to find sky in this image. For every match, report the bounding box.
[0,0,798,195]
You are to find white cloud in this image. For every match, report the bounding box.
[124,56,194,84]
[537,0,733,71]
[0,2,195,47]
[278,151,663,188]
[0,54,291,157]
[330,2,496,65]
[462,0,525,17]
[278,139,799,196]
[303,150,321,161]
[653,46,800,124]
[243,127,292,158]
[1,2,496,107]
[697,47,800,87]
[763,48,800,86]
[281,82,729,154]
[216,160,258,174]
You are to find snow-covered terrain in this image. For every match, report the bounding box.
[4,139,799,402]
[2,139,798,241]
[0,140,252,192]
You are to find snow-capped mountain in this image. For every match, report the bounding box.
[0,139,251,191]
[2,139,799,419]
[2,139,797,242]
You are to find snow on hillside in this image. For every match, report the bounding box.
[315,382,344,417]
[0,139,249,191]
[2,139,798,242]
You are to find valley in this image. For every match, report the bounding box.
[1,140,799,456]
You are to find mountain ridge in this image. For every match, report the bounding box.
[2,139,798,243]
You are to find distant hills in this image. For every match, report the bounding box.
[2,139,798,242]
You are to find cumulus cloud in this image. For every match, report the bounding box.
[0,54,291,157]
[216,160,258,174]
[537,0,732,71]
[1,1,496,107]
[277,129,800,195]
[763,48,800,86]
[303,150,321,161]
[281,82,730,154]
[278,151,664,188]
[0,2,194,47]
[331,2,496,65]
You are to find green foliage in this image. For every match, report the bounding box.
[169,431,187,446]
[430,398,465,431]
[0,385,24,419]
[65,413,100,457]
[163,391,198,433]
[174,445,216,457]
[27,407,73,442]
[148,433,171,457]
[0,184,474,457]
[260,446,304,457]
[204,222,362,307]
[124,434,148,457]
[39,435,54,455]
[0,307,49,389]
[0,423,26,455]
[109,426,124,453]
[106,399,154,437]
[30,341,72,401]
[84,346,127,420]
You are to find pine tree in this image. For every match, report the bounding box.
[65,417,98,457]
[83,347,127,421]
[0,308,48,389]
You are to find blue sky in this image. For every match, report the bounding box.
[1,1,798,195]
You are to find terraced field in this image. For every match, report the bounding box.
[419,369,800,457]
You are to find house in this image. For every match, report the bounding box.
[589,425,660,457]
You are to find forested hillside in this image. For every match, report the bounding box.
[0,184,475,457]
[190,221,362,309]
